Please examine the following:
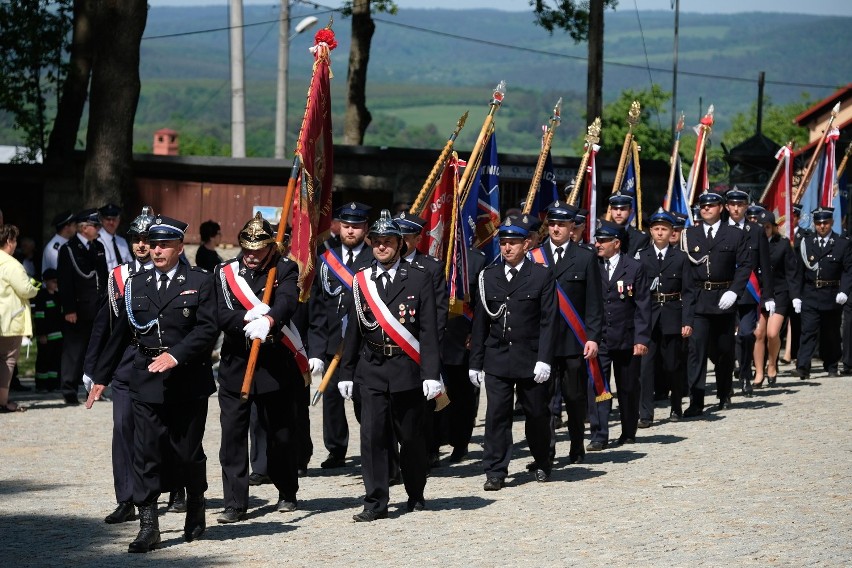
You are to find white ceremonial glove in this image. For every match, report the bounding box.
[308,358,325,376]
[533,361,551,383]
[718,290,738,310]
[82,373,94,393]
[338,380,354,400]
[764,300,776,315]
[793,298,802,313]
[423,379,443,401]
[468,369,484,387]
[243,317,271,340]
[244,303,271,321]
[836,292,848,305]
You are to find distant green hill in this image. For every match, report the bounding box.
[2,5,848,157]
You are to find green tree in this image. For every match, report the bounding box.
[721,94,812,150]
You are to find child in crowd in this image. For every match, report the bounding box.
[31,269,63,392]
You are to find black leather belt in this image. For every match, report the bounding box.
[365,340,404,357]
[815,279,840,288]
[654,292,682,303]
[132,339,169,357]
[703,281,732,291]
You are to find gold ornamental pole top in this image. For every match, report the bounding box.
[567,117,602,205]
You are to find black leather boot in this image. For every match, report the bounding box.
[183,494,206,542]
[105,501,136,524]
[167,487,186,513]
[128,503,160,553]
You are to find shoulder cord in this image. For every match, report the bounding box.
[218,265,236,311]
[123,276,159,334]
[352,272,379,331]
[799,238,819,273]
[107,272,121,317]
[478,269,507,320]
[321,262,343,297]
[681,229,711,278]
[65,244,99,289]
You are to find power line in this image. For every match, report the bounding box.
[632,0,664,130]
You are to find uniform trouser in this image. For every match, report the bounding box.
[549,356,587,459]
[111,378,135,503]
[431,363,478,453]
[322,368,362,459]
[640,327,684,421]
[250,385,311,473]
[297,383,313,468]
[219,386,300,510]
[736,303,759,381]
[597,347,641,440]
[841,302,852,369]
[132,397,208,506]
[249,401,267,475]
[60,319,93,399]
[688,312,736,403]
[798,304,842,373]
[359,385,426,513]
[483,373,551,478]
[35,338,62,391]
[790,310,802,360]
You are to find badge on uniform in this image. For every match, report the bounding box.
[182,308,191,317]
[398,303,406,323]
[617,280,625,299]
[146,275,153,283]
[177,274,185,283]
[627,284,633,297]
[409,307,416,322]
[694,246,699,252]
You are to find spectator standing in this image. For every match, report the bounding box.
[196,220,223,271]
[31,268,63,392]
[98,203,131,270]
[42,211,76,273]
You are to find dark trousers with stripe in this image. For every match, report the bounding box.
[798,305,842,373]
[550,356,587,459]
[688,313,736,403]
[111,378,135,503]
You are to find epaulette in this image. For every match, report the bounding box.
[745,224,751,232]
[484,262,502,272]
[189,266,209,273]
[52,242,60,250]
[410,261,427,271]
[469,248,486,257]
[357,265,370,273]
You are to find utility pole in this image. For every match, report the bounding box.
[229,0,246,158]
[671,0,680,138]
[274,1,291,159]
[586,0,604,124]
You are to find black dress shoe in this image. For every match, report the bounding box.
[63,395,80,406]
[167,488,186,513]
[320,454,346,469]
[525,460,538,471]
[637,419,652,429]
[248,472,271,486]
[669,410,683,422]
[612,436,635,447]
[569,454,584,465]
[427,452,440,468]
[683,406,703,418]
[717,399,728,411]
[534,468,550,482]
[216,507,247,524]
[793,368,809,380]
[826,369,839,377]
[128,503,160,553]
[352,509,388,522]
[183,494,206,542]
[448,446,468,463]
[406,499,425,512]
[585,441,607,452]
[105,501,136,524]
[483,477,504,491]
[277,497,298,513]
[297,468,308,478]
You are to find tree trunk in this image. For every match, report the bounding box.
[343,0,374,145]
[586,0,604,124]
[83,0,148,207]
[45,0,94,170]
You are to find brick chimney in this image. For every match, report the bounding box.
[153,128,179,155]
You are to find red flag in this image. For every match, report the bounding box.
[290,29,336,301]
[583,144,600,243]
[764,144,794,244]
[686,108,714,204]
[820,127,840,207]
[417,157,457,259]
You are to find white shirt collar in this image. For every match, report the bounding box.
[344,241,365,257]
[76,233,91,247]
[606,252,621,268]
[728,218,745,229]
[504,258,525,275]
[404,250,417,263]
[654,244,669,257]
[705,219,722,236]
[375,258,400,281]
[550,240,570,257]
[155,264,179,282]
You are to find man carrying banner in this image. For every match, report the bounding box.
[529,201,603,465]
[214,213,305,522]
[338,210,441,521]
[469,216,556,489]
[308,202,374,469]
[681,190,750,415]
[793,207,852,380]
[608,191,650,257]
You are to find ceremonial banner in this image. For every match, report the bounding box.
[686,109,714,204]
[619,148,639,227]
[418,154,457,260]
[461,134,501,264]
[666,150,692,226]
[527,131,559,218]
[447,165,470,317]
[290,29,336,301]
[584,144,600,242]
[798,129,842,231]
[764,145,794,243]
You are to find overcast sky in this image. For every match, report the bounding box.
[147,0,852,17]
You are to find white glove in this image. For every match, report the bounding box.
[338,380,354,400]
[793,298,802,313]
[244,303,271,321]
[243,317,271,340]
[82,373,94,393]
[764,300,776,315]
[468,369,484,387]
[308,358,325,375]
[837,292,848,305]
[533,361,551,383]
[718,290,738,310]
[423,379,443,400]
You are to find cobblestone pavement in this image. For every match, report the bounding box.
[1,363,850,567]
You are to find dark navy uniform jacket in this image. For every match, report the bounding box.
[599,255,652,350]
[682,223,751,315]
[407,250,448,342]
[215,255,301,395]
[469,260,557,378]
[794,231,852,310]
[637,246,695,335]
[625,226,650,258]
[767,234,800,301]
[94,262,218,404]
[57,235,108,321]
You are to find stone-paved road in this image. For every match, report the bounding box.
[1,364,849,567]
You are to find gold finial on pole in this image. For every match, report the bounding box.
[522,97,563,215]
[567,117,602,205]
[794,101,841,204]
[410,111,469,215]
[456,81,507,204]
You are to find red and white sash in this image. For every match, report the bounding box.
[221,260,309,373]
[354,270,420,364]
[112,264,130,296]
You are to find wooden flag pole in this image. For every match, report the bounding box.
[759,141,794,203]
[567,118,602,205]
[605,101,642,220]
[664,113,685,208]
[410,112,469,215]
[686,105,714,205]
[794,101,840,204]
[456,81,507,202]
[833,139,852,197]
[522,98,562,215]
[632,141,644,230]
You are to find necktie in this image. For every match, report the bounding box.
[707,227,714,241]
[820,238,826,248]
[605,259,611,278]
[507,267,518,281]
[113,239,123,265]
[158,273,169,302]
[555,246,564,264]
[345,249,354,268]
[377,272,389,299]
[658,251,664,267]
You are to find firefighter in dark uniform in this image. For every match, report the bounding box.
[589,220,651,447]
[793,207,852,379]
[724,188,775,397]
[84,206,156,525]
[788,203,809,363]
[529,200,602,464]
[569,207,594,250]
[637,208,695,424]
[469,215,557,489]
[308,202,374,469]
[681,190,751,415]
[90,216,218,552]
[339,210,442,522]
[214,213,305,523]
[57,208,108,405]
[608,191,650,257]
